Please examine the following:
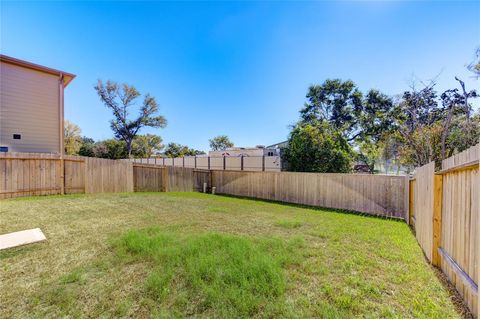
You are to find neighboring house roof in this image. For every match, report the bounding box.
[267,141,288,149]
[0,54,76,87]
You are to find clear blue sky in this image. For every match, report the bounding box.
[1,1,479,151]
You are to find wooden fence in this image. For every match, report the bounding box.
[211,171,408,218]
[410,144,479,317]
[130,155,282,172]
[0,153,133,199]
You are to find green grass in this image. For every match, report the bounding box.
[0,192,462,318]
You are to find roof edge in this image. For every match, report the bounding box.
[0,54,76,87]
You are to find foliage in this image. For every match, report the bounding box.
[300,79,394,142]
[64,120,82,155]
[94,80,167,157]
[132,134,163,158]
[164,142,205,158]
[283,121,353,173]
[356,140,381,173]
[393,79,478,167]
[92,139,128,159]
[209,135,234,151]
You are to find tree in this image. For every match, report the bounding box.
[300,79,394,143]
[392,82,443,166]
[132,134,164,158]
[300,79,362,141]
[78,137,96,157]
[283,121,353,173]
[64,120,82,155]
[93,139,128,159]
[164,143,205,158]
[392,78,478,167]
[94,80,167,157]
[209,135,234,151]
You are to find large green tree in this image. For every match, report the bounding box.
[300,79,394,143]
[94,80,167,157]
[164,143,205,158]
[209,135,234,151]
[132,134,164,158]
[283,121,353,173]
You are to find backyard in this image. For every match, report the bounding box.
[0,192,462,318]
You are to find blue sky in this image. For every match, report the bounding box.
[1,1,479,151]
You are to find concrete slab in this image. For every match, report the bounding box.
[0,228,46,250]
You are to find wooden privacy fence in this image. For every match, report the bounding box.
[410,144,479,317]
[130,155,282,172]
[0,153,133,199]
[133,165,210,193]
[211,171,408,218]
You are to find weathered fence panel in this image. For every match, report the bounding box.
[0,153,134,198]
[411,161,436,261]
[64,155,85,194]
[439,145,479,317]
[84,157,133,193]
[133,164,165,192]
[165,166,196,192]
[411,144,479,317]
[211,170,407,217]
[0,152,62,199]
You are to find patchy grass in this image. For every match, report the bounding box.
[116,229,303,317]
[0,192,462,318]
[274,219,304,229]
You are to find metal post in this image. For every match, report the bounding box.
[208,156,210,170]
[262,155,265,171]
[241,155,244,171]
[223,156,226,170]
[194,156,197,169]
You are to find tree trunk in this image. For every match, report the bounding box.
[127,140,132,158]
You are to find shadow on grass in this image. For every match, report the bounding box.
[212,193,406,223]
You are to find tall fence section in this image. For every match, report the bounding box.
[1,145,479,317]
[410,144,479,317]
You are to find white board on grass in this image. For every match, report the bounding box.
[0,228,46,250]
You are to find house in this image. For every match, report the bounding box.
[208,146,280,157]
[0,55,75,153]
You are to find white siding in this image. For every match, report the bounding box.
[0,62,60,153]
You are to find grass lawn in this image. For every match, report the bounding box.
[0,192,462,318]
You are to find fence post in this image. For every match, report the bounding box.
[223,156,226,170]
[262,156,265,171]
[432,174,443,267]
[183,157,185,168]
[60,156,65,195]
[163,157,165,166]
[208,156,210,170]
[194,156,197,169]
[162,167,168,192]
[408,178,414,225]
[241,155,244,171]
